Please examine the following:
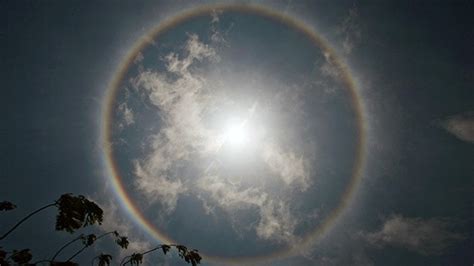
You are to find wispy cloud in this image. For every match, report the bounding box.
[256,199,298,243]
[320,52,343,82]
[262,141,310,190]
[118,102,135,128]
[133,51,144,64]
[197,175,299,243]
[337,6,361,55]
[126,30,314,245]
[210,9,231,46]
[439,111,474,143]
[130,34,219,213]
[362,215,465,255]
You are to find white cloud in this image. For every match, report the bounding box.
[210,9,221,24]
[127,32,313,245]
[262,141,310,190]
[134,51,144,64]
[440,112,474,143]
[320,52,343,82]
[337,6,361,55]
[134,161,187,214]
[209,9,230,46]
[197,175,267,208]
[131,34,220,213]
[363,215,464,255]
[256,199,298,243]
[197,175,299,243]
[118,102,135,127]
[167,33,218,74]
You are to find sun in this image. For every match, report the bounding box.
[223,120,249,148]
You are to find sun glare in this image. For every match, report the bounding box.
[224,121,248,148]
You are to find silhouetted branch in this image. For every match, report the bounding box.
[51,234,85,261]
[67,245,88,262]
[32,259,52,265]
[0,201,17,211]
[1,193,103,242]
[120,244,201,266]
[66,231,126,262]
[0,203,56,240]
[1,193,202,265]
[5,249,33,264]
[91,253,112,266]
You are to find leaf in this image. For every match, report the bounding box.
[176,245,187,258]
[83,234,97,246]
[0,201,16,211]
[172,245,202,265]
[187,250,202,266]
[161,244,171,255]
[129,253,143,265]
[55,194,103,233]
[97,253,112,266]
[10,249,32,264]
[0,247,9,266]
[0,248,6,259]
[116,236,129,249]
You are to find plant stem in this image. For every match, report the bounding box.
[141,246,162,256]
[66,231,116,262]
[120,256,131,266]
[96,231,115,241]
[51,234,84,261]
[32,259,52,265]
[91,255,98,266]
[66,245,87,262]
[120,244,177,265]
[0,203,56,240]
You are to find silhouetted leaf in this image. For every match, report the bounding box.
[10,249,32,264]
[0,247,9,266]
[0,201,16,211]
[97,253,112,266]
[187,250,202,266]
[55,194,103,233]
[116,236,129,249]
[82,234,97,246]
[161,244,171,255]
[112,231,119,237]
[129,253,143,265]
[176,245,187,258]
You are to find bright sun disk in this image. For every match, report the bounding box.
[224,122,248,147]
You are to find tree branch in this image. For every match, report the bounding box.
[66,231,116,262]
[0,203,56,240]
[50,234,84,261]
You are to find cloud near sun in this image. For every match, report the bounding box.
[125,32,311,243]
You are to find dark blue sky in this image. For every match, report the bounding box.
[2,1,473,265]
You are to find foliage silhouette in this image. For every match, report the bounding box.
[0,195,202,265]
[55,194,103,233]
[0,194,103,241]
[65,231,128,262]
[91,253,112,266]
[0,202,16,212]
[120,244,202,266]
[8,249,33,264]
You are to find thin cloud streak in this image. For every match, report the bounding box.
[440,112,474,143]
[362,215,465,255]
